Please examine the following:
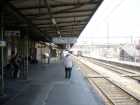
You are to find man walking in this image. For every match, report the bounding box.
[64,53,73,79]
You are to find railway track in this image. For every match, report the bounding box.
[74,57,140,105]
[85,57,140,82]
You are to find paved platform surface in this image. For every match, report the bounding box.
[1,60,104,105]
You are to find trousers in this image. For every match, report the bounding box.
[65,67,72,79]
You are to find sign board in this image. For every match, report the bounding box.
[53,37,77,44]
[0,41,6,47]
[5,30,20,37]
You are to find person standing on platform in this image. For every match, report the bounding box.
[10,52,20,79]
[63,53,73,79]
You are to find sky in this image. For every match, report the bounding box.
[75,0,140,45]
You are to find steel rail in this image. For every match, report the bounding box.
[74,56,140,105]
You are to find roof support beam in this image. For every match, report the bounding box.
[38,23,86,28]
[25,9,93,17]
[34,19,88,25]
[17,1,99,10]
[38,22,86,26]
[33,17,88,23]
[39,25,84,30]
[2,0,51,41]
[44,28,82,32]
[32,14,89,20]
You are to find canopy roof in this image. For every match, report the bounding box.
[1,0,103,41]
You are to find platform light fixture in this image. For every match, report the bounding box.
[52,18,56,25]
[57,31,61,38]
[57,31,60,35]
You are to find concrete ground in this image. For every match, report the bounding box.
[0,60,105,105]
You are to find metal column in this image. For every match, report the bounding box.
[0,11,4,95]
[48,44,52,64]
[26,37,29,79]
[41,44,43,63]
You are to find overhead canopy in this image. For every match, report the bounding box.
[1,0,103,41]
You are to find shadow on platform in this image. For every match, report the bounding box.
[0,59,104,105]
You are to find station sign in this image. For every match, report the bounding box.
[0,41,6,47]
[52,37,77,44]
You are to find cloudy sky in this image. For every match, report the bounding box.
[76,0,140,45]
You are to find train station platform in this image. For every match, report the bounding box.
[0,59,104,105]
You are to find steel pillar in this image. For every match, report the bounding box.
[0,9,4,96]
